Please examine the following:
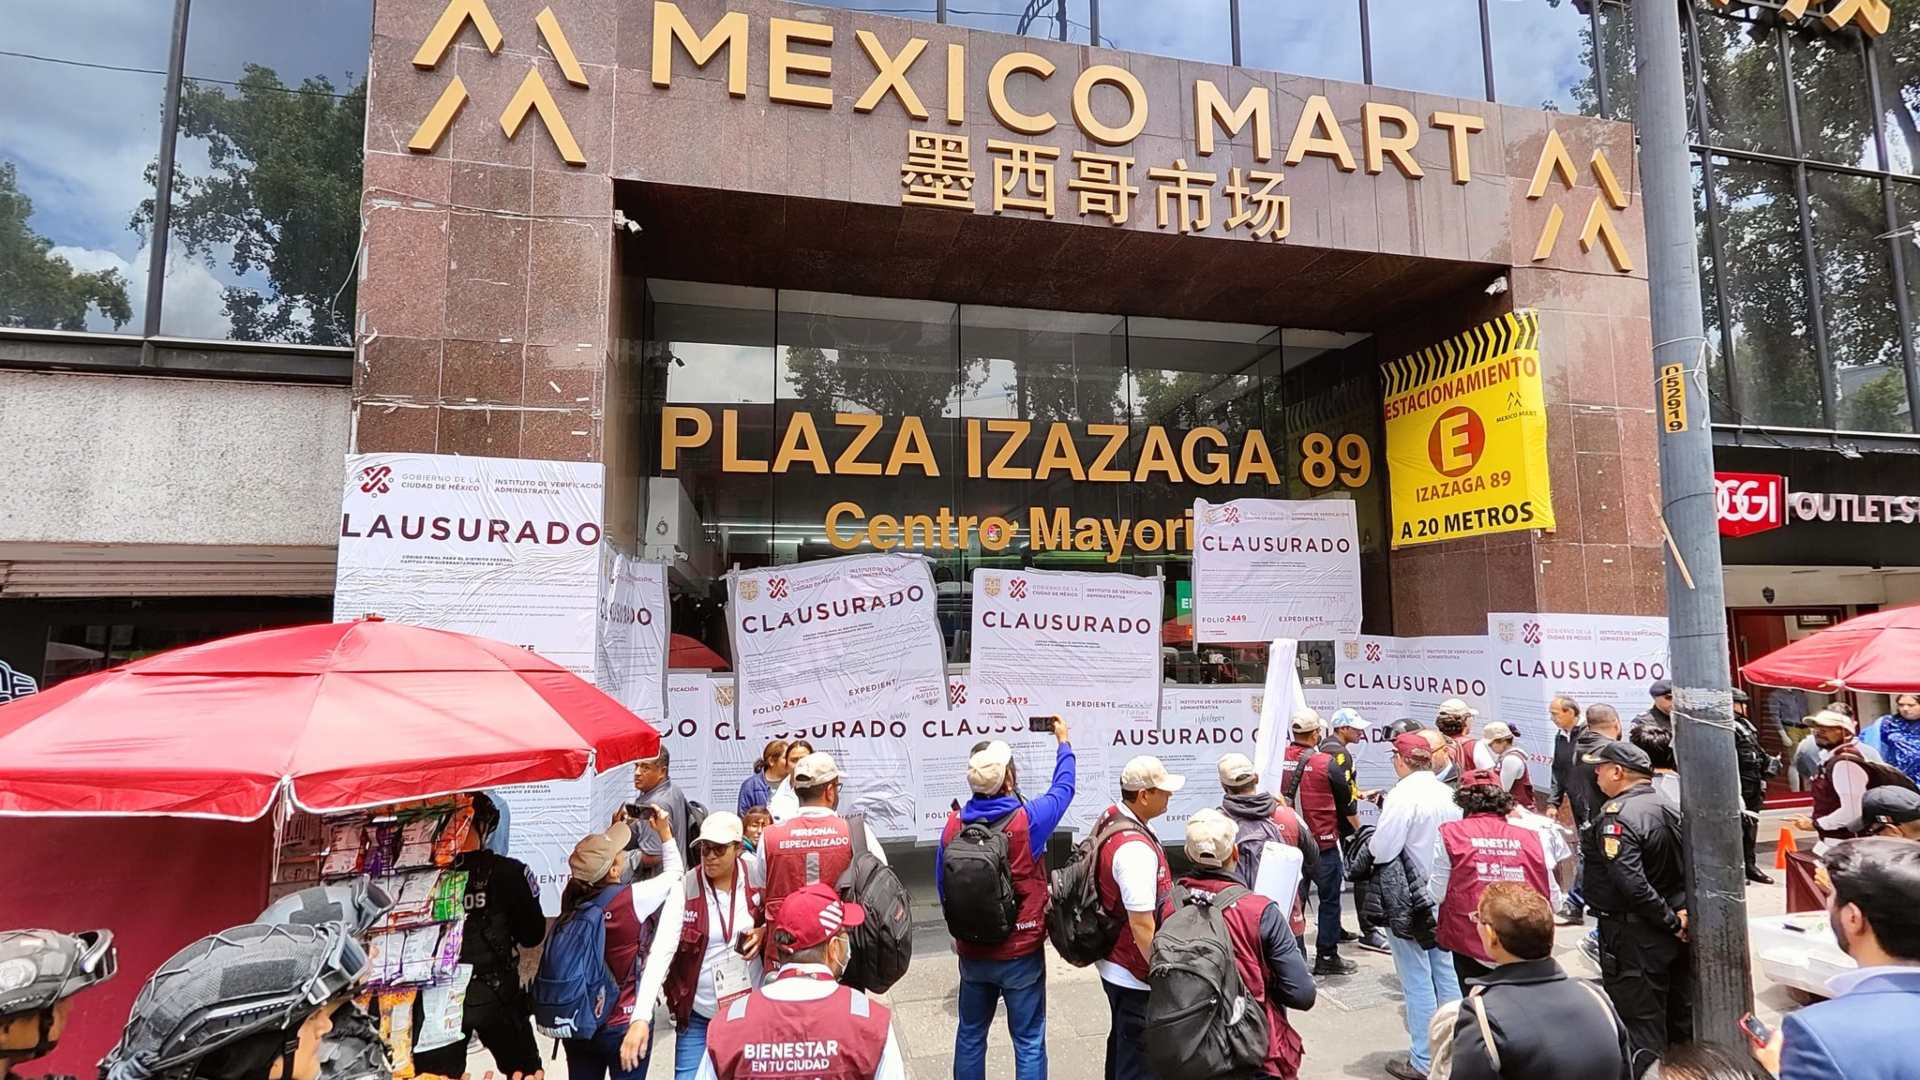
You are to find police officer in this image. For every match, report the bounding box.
[1582,740,1692,1073]
[1731,689,1776,884]
[0,929,116,1080]
[1636,680,1674,733]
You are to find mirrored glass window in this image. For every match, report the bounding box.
[1789,32,1877,169]
[1694,157,1735,423]
[804,0,938,21]
[1808,171,1909,432]
[157,0,370,346]
[775,291,963,567]
[1488,0,1601,115]
[1711,157,1824,427]
[1694,9,1791,156]
[1876,48,1919,175]
[1368,0,1488,99]
[946,0,1091,42]
[1239,0,1362,82]
[1597,0,1635,122]
[1898,182,1920,343]
[0,2,168,333]
[1098,2,1233,63]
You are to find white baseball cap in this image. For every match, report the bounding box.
[1120,755,1186,793]
[1481,721,1515,742]
[1438,698,1479,718]
[793,752,841,786]
[1330,708,1366,731]
[967,741,1015,795]
[1217,753,1258,788]
[696,811,744,847]
[1290,708,1323,733]
[1184,808,1237,868]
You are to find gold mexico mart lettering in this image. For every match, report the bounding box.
[660,407,1284,485]
[649,1,1486,184]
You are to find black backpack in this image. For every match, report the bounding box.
[682,799,709,861]
[834,814,914,993]
[1145,885,1269,1080]
[1046,813,1149,967]
[940,812,1020,945]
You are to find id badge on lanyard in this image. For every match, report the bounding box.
[710,885,752,1007]
[713,949,752,1006]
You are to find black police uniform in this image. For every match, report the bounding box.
[411,848,548,1078]
[1568,727,1617,885]
[1732,714,1772,874]
[1587,781,1694,1068]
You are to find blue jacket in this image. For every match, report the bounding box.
[1779,967,1920,1080]
[736,769,772,816]
[934,742,1076,898]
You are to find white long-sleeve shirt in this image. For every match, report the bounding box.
[786,805,889,865]
[1370,771,1461,887]
[618,843,685,1029]
[694,964,907,1080]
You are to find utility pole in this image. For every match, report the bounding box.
[1634,0,1752,1049]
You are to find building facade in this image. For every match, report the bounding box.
[2,0,1915,764]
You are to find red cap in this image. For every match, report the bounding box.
[773,882,866,952]
[1459,769,1503,789]
[1392,732,1434,760]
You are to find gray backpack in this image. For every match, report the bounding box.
[1145,884,1269,1080]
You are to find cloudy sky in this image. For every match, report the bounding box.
[2,0,370,338]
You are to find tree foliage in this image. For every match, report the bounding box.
[1683,5,1918,431]
[135,65,364,346]
[783,345,986,417]
[0,162,133,331]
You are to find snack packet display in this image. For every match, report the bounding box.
[412,964,472,1053]
[322,821,367,877]
[364,823,402,876]
[399,925,443,984]
[432,921,465,981]
[396,815,440,870]
[377,990,418,1079]
[430,870,468,923]
[432,802,474,866]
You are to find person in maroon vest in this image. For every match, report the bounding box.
[1278,711,1362,975]
[1214,751,1318,942]
[1434,699,1478,785]
[666,812,767,1080]
[759,753,887,926]
[1461,722,1536,810]
[1179,808,1317,1080]
[1426,771,1551,995]
[1095,755,1181,1080]
[1788,710,1906,853]
[561,815,687,1080]
[696,882,904,1080]
[936,719,1076,1080]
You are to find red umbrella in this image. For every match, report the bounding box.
[1741,604,1920,693]
[0,619,658,820]
[669,633,729,671]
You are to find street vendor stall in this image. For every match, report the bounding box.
[0,617,658,1075]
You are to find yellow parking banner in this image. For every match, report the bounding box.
[1382,309,1555,547]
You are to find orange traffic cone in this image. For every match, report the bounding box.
[1774,826,1798,870]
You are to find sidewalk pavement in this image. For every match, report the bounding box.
[501,811,1807,1080]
